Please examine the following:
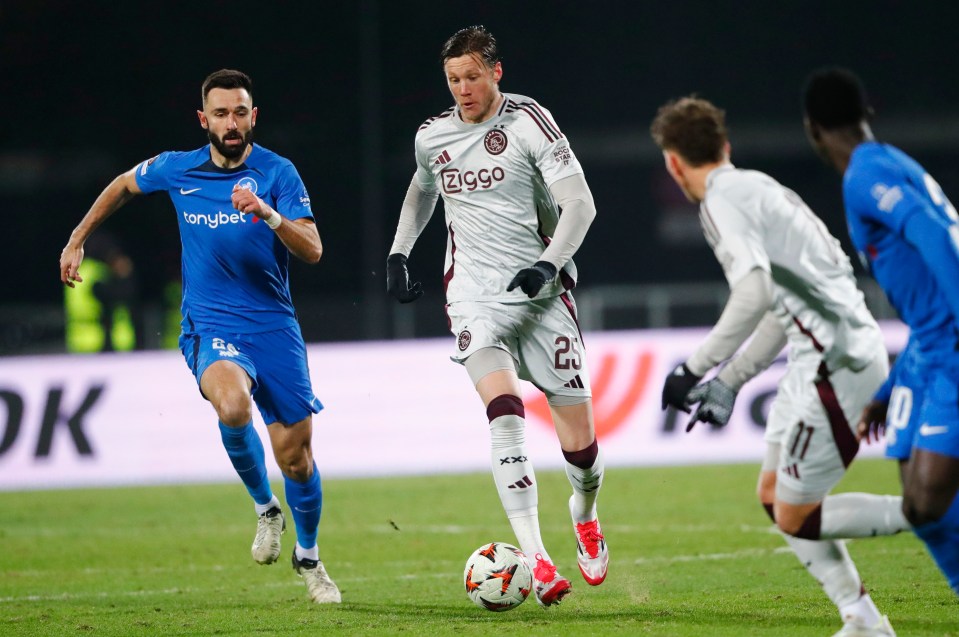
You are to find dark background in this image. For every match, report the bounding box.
[4,0,958,352]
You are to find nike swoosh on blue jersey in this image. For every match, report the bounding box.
[180,187,202,195]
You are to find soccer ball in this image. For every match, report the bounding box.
[463,542,532,611]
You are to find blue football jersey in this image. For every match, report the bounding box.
[134,144,314,334]
[843,142,959,365]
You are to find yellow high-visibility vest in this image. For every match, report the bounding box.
[64,259,136,353]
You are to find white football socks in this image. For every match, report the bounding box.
[820,493,909,538]
[839,593,882,627]
[783,534,880,625]
[565,447,604,523]
[489,413,548,561]
[255,494,281,517]
[295,542,319,561]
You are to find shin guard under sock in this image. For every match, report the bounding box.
[219,420,272,506]
[285,461,322,549]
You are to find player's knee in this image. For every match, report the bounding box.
[215,394,252,427]
[777,505,822,540]
[756,478,776,504]
[776,518,802,537]
[276,450,312,481]
[902,494,947,528]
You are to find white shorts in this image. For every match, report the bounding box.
[446,294,591,399]
[766,351,888,504]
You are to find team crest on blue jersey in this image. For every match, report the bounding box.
[457,330,472,351]
[484,130,508,155]
[236,176,258,195]
[870,183,903,213]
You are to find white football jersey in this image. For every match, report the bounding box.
[701,165,882,370]
[414,93,585,303]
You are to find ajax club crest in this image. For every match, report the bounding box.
[484,129,508,155]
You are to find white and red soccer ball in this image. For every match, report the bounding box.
[463,542,533,611]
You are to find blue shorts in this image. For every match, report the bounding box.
[179,325,323,426]
[915,369,959,459]
[885,373,923,461]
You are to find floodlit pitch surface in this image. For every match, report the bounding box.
[1,460,954,636]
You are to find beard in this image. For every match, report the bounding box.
[208,128,253,160]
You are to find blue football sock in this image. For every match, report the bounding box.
[913,491,959,596]
[284,461,322,549]
[218,420,273,506]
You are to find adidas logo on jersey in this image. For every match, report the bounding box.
[434,150,452,165]
[563,375,585,389]
[507,475,533,489]
[782,463,801,479]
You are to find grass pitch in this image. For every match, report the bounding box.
[1,460,955,636]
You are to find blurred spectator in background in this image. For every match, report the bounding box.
[63,232,138,353]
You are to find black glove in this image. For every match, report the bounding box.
[386,253,423,303]
[661,363,702,412]
[685,378,737,432]
[507,261,557,298]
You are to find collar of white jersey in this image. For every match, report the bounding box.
[452,93,509,129]
[704,162,736,190]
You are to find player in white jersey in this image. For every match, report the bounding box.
[651,97,906,637]
[386,26,606,607]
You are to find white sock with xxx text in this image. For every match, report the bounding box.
[488,394,549,563]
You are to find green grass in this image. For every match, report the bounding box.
[1,459,955,636]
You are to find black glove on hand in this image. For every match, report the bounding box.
[386,253,423,304]
[507,261,557,298]
[685,378,737,432]
[661,363,702,412]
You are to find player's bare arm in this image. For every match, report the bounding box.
[231,184,322,264]
[60,167,142,288]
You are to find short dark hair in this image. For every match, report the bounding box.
[803,67,870,130]
[649,97,727,166]
[201,69,253,105]
[440,25,499,67]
